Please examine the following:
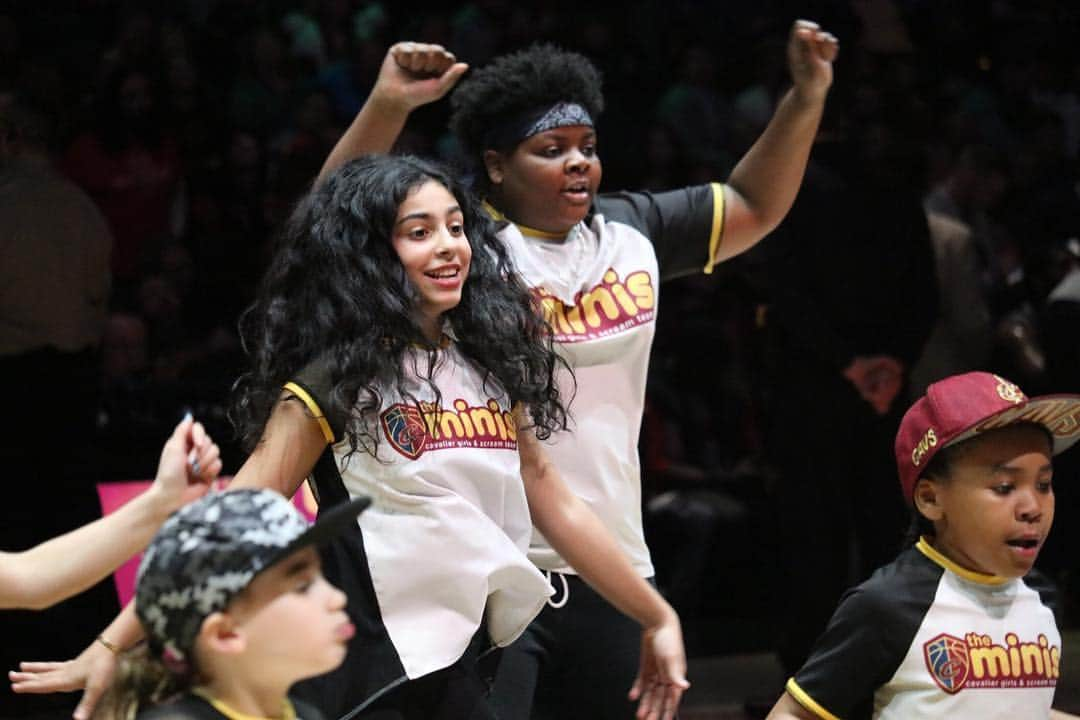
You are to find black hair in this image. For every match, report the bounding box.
[448,43,604,189]
[231,153,571,457]
[904,422,1055,545]
[904,442,956,545]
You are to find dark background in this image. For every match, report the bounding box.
[2,0,1080,716]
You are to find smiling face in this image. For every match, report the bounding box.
[484,124,602,235]
[391,179,472,341]
[915,424,1054,578]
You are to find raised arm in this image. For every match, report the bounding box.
[318,42,468,183]
[516,408,688,720]
[717,19,838,262]
[0,415,219,611]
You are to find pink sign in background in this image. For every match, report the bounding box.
[95,479,319,606]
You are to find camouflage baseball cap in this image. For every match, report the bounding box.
[135,487,370,668]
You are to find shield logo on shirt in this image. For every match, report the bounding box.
[381,404,428,459]
[923,633,970,693]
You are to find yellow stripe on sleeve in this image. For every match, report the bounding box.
[785,678,842,720]
[703,182,726,275]
[283,381,336,444]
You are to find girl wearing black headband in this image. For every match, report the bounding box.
[313,22,837,720]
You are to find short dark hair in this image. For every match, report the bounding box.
[449,43,604,166]
[905,422,1054,544]
[904,444,955,543]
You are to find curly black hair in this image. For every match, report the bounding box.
[449,43,604,164]
[231,153,571,457]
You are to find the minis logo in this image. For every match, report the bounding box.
[381,398,517,459]
[534,268,655,343]
[923,632,1059,694]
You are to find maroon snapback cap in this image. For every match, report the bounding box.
[895,372,1080,502]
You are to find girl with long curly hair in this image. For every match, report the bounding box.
[225,153,686,720]
[312,22,837,720]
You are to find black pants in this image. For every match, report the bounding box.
[489,573,647,720]
[356,628,500,720]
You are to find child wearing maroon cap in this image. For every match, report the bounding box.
[767,371,1080,720]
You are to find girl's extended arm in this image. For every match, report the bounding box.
[516,408,688,720]
[0,416,219,611]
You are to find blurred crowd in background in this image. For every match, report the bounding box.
[3,0,1080,715]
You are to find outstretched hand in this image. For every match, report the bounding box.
[373,41,469,114]
[628,612,690,720]
[787,19,839,103]
[9,639,118,720]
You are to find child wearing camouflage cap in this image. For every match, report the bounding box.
[93,488,369,720]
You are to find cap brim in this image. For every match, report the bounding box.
[268,495,372,570]
[945,393,1080,458]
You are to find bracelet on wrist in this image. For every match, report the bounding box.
[96,634,121,655]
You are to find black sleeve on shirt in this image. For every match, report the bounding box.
[790,548,942,719]
[789,585,894,719]
[594,184,721,281]
[288,353,348,443]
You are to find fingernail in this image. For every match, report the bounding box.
[188,449,200,475]
[182,409,193,422]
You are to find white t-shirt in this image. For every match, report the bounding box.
[496,183,725,575]
[293,343,552,680]
[789,539,1062,719]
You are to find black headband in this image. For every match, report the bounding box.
[481,101,594,151]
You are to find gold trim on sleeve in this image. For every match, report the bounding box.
[283,381,336,444]
[704,182,726,275]
[785,678,842,720]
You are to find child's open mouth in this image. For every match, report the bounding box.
[1006,538,1039,550]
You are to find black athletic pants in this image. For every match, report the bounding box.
[489,572,649,720]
